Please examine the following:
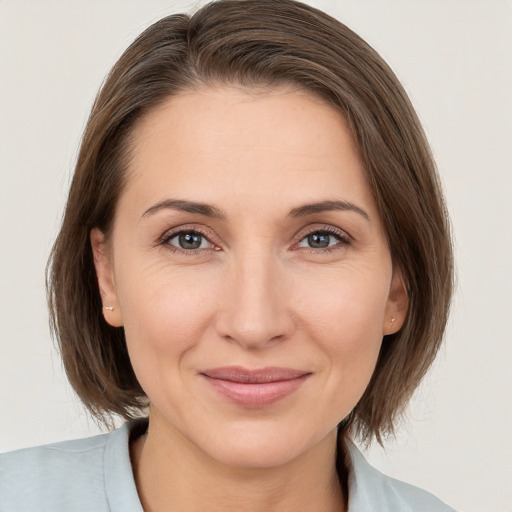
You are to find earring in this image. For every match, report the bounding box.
[104,306,115,311]
[390,317,396,326]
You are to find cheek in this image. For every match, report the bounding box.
[115,260,219,387]
[296,267,390,409]
[298,263,390,345]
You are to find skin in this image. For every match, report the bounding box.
[91,85,408,512]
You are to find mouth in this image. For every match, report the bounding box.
[199,366,311,408]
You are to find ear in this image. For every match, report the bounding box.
[382,267,409,336]
[90,228,123,327]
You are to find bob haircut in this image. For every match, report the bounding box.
[47,0,453,444]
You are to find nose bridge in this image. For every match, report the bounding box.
[216,246,292,348]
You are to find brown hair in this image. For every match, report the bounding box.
[47,0,453,443]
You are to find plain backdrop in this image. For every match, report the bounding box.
[1,1,511,511]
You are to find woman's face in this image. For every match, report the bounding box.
[92,86,407,467]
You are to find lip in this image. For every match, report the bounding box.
[199,366,311,408]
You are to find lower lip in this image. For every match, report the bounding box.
[202,375,309,408]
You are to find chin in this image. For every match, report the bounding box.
[208,440,305,469]
[194,421,330,469]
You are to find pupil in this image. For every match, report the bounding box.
[179,232,202,249]
[308,233,330,248]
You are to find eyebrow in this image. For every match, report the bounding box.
[141,199,226,220]
[141,198,369,222]
[289,200,370,221]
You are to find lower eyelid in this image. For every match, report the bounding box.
[292,237,350,255]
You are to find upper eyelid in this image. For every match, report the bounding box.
[294,224,352,243]
[160,224,215,242]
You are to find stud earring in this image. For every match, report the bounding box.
[390,317,396,326]
[104,306,114,311]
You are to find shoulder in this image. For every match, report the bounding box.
[0,422,143,512]
[346,440,456,512]
[0,431,111,512]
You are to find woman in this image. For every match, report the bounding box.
[0,1,454,510]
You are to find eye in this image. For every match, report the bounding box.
[296,229,350,250]
[165,230,212,251]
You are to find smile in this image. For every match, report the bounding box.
[200,366,311,408]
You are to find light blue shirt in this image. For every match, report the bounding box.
[0,421,455,511]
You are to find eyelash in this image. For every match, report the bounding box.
[159,224,351,255]
[293,226,352,254]
[160,226,218,256]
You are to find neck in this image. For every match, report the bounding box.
[131,415,347,512]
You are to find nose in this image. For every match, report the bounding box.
[214,250,295,349]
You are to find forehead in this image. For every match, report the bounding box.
[121,85,376,219]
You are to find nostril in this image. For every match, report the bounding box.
[216,314,294,349]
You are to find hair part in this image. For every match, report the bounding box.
[47,0,453,443]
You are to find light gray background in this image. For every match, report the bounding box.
[1,1,511,511]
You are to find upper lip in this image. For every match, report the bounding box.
[200,366,310,383]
